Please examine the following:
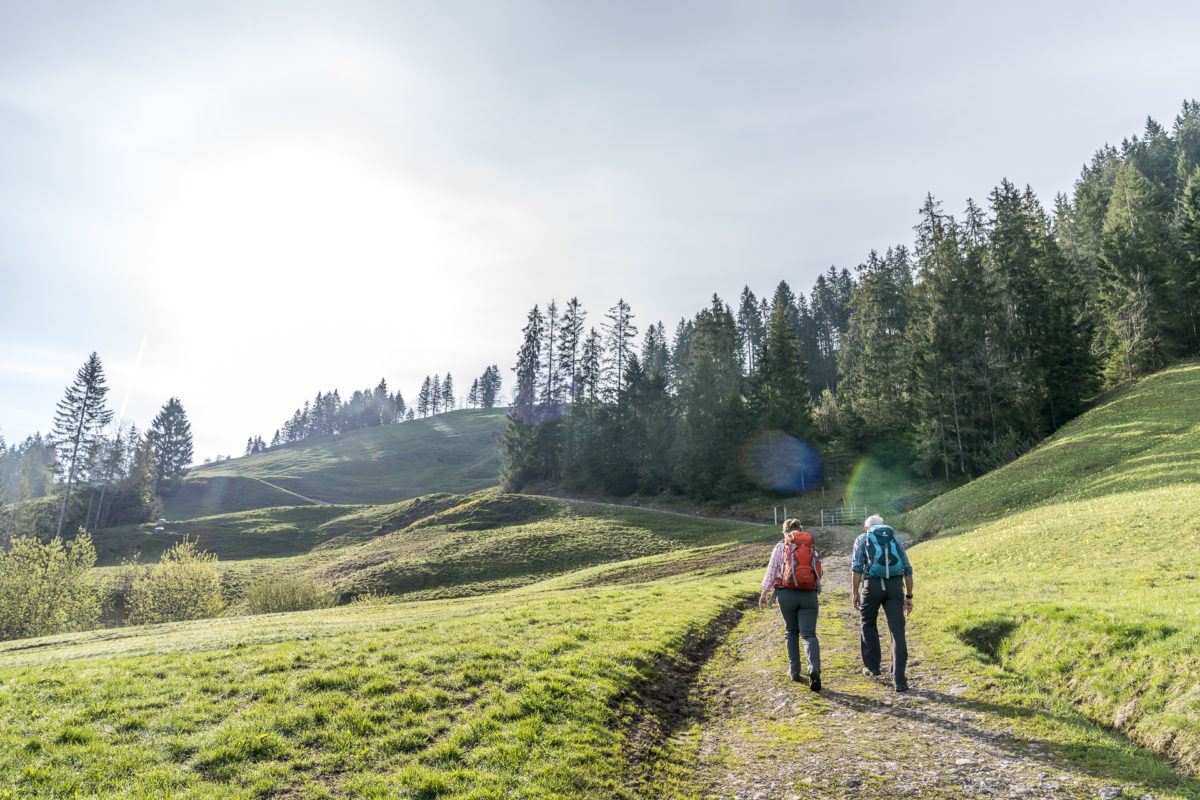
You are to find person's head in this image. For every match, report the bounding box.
[783,518,803,535]
[864,514,883,530]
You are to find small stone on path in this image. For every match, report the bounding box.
[1098,789,1122,800]
[949,684,969,696]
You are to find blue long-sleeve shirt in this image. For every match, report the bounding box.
[851,526,913,577]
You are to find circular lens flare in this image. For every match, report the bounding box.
[844,442,914,510]
[738,430,822,493]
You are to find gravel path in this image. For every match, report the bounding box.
[679,528,1154,800]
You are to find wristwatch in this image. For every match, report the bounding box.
[905,594,913,599]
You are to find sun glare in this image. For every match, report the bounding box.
[141,142,460,317]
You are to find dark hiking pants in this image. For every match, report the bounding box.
[860,575,907,688]
[777,588,821,676]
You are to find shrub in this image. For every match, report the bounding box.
[241,574,336,615]
[0,532,100,641]
[126,538,224,625]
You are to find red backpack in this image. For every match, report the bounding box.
[778,529,822,591]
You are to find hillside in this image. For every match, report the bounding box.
[93,493,773,604]
[171,408,507,516]
[904,361,1200,773]
[905,360,1200,538]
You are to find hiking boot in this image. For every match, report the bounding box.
[894,682,909,693]
[809,672,822,692]
[788,668,801,682]
[862,668,881,677]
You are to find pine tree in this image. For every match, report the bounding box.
[479,365,502,409]
[1098,162,1171,382]
[542,300,560,406]
[417,377,432,417]
[147,397,194,497]
[468,379,480,408]
[512,306,545,421]
[578,328,603,404]
[441,373,455,412]
[602,299,638,403]
[736,286,765,374]
[52,353,114,537]
[751,293,813,437]
[1168,167,1200,355]
[557,298,587,403]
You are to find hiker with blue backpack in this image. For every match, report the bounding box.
[759,518,824,691]
[852,514,914,692]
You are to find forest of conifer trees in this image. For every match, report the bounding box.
[500,100,1200,501]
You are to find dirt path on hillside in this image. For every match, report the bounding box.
[670,528,1156,800]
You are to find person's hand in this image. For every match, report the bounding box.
[903,597,913,616]
[852,591,861,610]
[758,591,769,610]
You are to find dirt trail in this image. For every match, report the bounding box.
[673,528,1157,800]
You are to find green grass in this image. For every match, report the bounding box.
[163,476,320,519]
[905,360,1200,538]
[91,493,770,612]
[181,408,506,513]
[0,560,755,799]
[903,360,1200,776]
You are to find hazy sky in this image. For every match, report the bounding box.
[3,0,1200,461]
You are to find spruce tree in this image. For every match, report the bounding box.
[441,373,455,412]
[557,298,586,403]
[52,353,114,536]
[601,299,638,403]
[147,397,194,497]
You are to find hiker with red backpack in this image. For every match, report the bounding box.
[758,518,823,691]
[852,513,914,692]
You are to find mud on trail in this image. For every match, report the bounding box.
[635,527,1190,800]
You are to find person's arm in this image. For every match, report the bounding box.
[903,574,914,614]
[759,543,782,609]
[850,534,865,609]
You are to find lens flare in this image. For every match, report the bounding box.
[738,430,822,493]
[844,443,914,510]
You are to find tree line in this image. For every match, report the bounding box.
[253,364,503,452]
[1,353,194,542]
[500,100,1200,499]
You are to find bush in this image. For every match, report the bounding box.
[241,574,336,615]
[126,538,224,625]
[0,532,100,641]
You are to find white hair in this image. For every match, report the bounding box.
[864,514,883,529]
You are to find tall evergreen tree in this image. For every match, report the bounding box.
[601,299,637,403]
[417,377,432,417]
[52,353,113,536]
[838,247,914,441]
[147,397,194,497]
[736,286,765,374]
[750,294,813,437]
[441,373,455,412]
[1171,168,1200,355]
[1098,162,1171,381]
[511,306,545,422]
[557,298,587,404]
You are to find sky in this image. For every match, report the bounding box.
[3,0,1200,462]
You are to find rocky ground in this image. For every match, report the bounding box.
[670,528,1164,800]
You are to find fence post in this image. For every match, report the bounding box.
[774,507,778,526]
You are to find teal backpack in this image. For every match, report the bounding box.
[865,525,903,579]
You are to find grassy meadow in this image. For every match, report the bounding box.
[0,556,757,799]
[176,408,507,514]
[904,361,1200,773]
[92,493,772,607]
